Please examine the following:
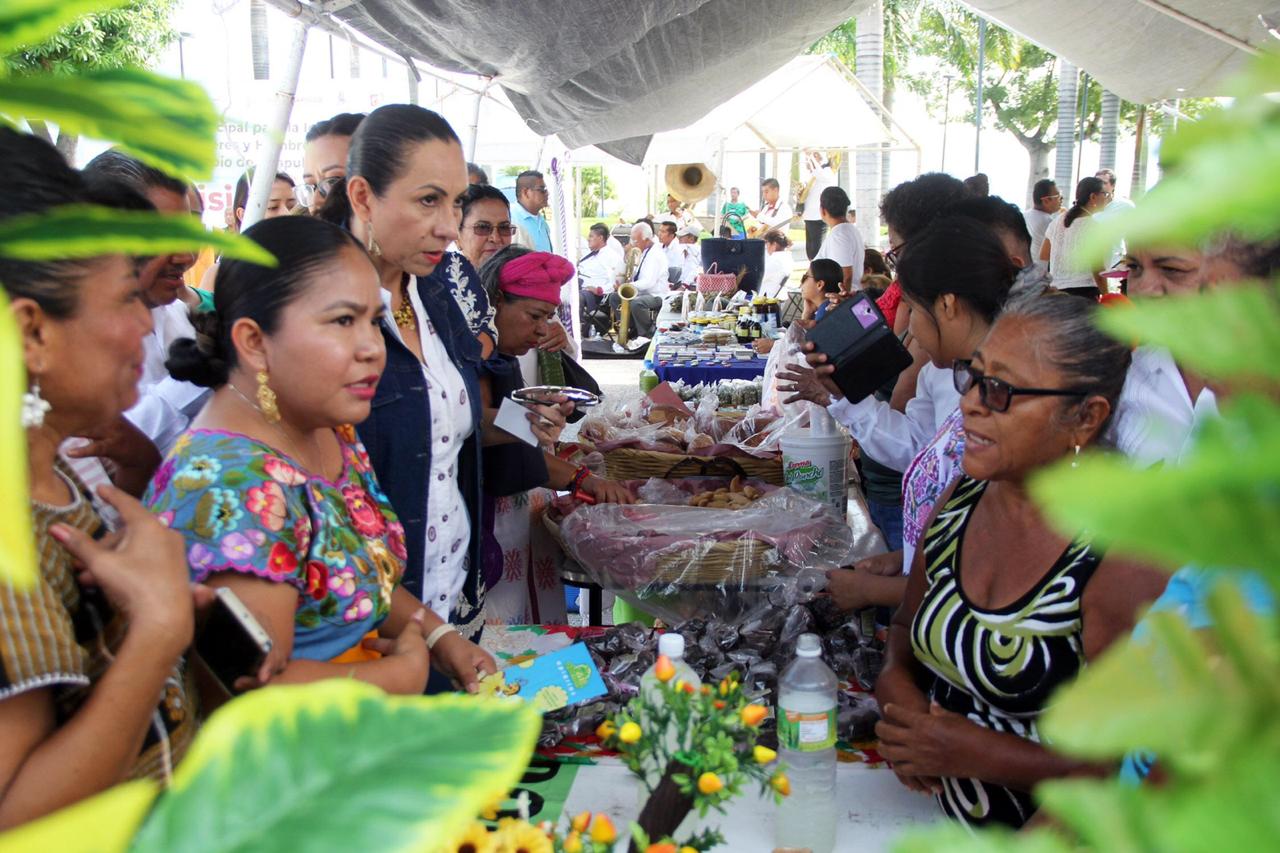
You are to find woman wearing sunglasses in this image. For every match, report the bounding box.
[780,217,1015,610]
[874,293,1168,830]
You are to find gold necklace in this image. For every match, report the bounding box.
[228,381,330,479]
[392,276,417,330]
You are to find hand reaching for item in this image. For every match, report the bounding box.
[431,630,498,694]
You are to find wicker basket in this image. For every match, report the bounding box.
[602,447,784,485]
[543,512,777,586]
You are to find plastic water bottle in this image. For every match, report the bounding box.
[637,634,703,821]
[776,633,837,853]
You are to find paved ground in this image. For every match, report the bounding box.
[581,356,644,402]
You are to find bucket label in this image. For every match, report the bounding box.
[778,707,836,751]
[785,458,824,486]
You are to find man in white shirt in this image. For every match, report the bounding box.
[82,150,209,455]
[676,223,702,286]
[664,194,700,233]
[605,222,667,340]
[578,222,619,335]
[813,186,864,291]
[1022,178,1062,261]
[657,219,683,284]
[800,150,837,259]
[751,178,794,233]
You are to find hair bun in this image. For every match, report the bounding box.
[166,310,229,388]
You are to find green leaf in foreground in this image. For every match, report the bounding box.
[0,291,36,589]
[0,67,217,178]
[892,823,1072,853]
[1028,395,1280,574]
[0,0,132,55]
[0,205,276,266]
[1094,283,1280,384]
[1072,53,1280,266]
[0,779,157,853]
[128,681,542,853]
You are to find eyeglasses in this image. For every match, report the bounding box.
[1043,194,1062,202]
[295,176,342,208]
[953,359,1092,413]
[885,242,907,266]
[530,186,549,194]
[468,222,517,237]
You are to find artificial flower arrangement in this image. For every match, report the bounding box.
[442,655,788,852]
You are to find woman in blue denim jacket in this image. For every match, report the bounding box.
[318,105,569,682]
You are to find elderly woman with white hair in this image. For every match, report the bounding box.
[605,220,669,340]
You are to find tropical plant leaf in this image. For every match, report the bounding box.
[0,779,157,853]
[1033,779,1149,853]
[1029,395,1280,573]
[1095,283,1280,384]
[0,205,276,266]
[0,0,132,55]
[128,681,542,853]
[0,67,216,178]
[0,292,36,588]
[1075,54,1280,265]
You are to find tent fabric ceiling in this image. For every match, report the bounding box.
[959,1,1267,103]
[329,0,871,164]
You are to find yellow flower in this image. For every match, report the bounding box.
[563,831,584,853]
[771,772,791,796]
[718,678,730,696]
[740,704,767,726]
[680,848,698,853]
[570,811,592,834]
[674,678,686,694]
[654,654,676,682]
[595,720,617,740]
[589,814,618,844]
[645,844,677,853]
[618,721,643,744]
[753,745,778,764]
[479,797,502,821]
[697,772,724,795]
[448,821,495,853]
[492,817,552,853]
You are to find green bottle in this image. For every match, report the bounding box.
[639,368,660,392]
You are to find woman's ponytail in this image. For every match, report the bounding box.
[1064,176,1105,228]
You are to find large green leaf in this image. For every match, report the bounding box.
[0,205,276,266]
[1029,395,1280,574]
[1074,53,1280,265]
[892,824,1072,853]
[0,0,132,55]
[0,291,36,588]
[0,67,217,178]
[128,681,542,853]
[0,779,157,853]
[1095,283,1280,384]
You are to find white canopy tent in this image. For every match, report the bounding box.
[639,54,907,166]
[959,0,1269,102]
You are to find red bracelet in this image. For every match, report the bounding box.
[569,466,595,504]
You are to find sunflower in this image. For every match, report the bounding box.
[491,818,553,853]
[446,821,495,853]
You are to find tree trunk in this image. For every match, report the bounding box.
[1054,60,1079,193]
[1099,90,1120,173]
[1024,140,1051,207]
[854,0,885,246]
[1130,105,1147,199]
[250,0,270,80]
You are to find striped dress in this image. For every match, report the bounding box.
[910,475,1101,830]
[0,460,195,781]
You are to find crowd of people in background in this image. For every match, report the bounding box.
[2,97,1274,836]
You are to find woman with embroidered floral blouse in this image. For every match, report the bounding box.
[147,215,497,693]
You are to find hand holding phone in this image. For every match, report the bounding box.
[195,587,274,695]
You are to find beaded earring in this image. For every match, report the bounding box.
[21,380,51,429]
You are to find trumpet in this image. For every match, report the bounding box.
[615,283,638,347]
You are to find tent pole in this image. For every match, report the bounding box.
[242,21,308,229]
[467,77,494,162]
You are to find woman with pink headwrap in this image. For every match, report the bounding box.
[475,248,634,624]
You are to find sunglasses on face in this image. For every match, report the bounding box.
[295,176,342,207]
[469,222,516,237]
[953,359,1092,413]
[885,242,906,266]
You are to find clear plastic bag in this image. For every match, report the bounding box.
[559,479,859,625]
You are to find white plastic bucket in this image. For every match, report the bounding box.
[781,408,850,516]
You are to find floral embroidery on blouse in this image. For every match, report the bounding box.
[441,251,497,340]
[901,407,966,556]
[145,428,408,661]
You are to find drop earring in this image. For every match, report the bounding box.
[1071,444,1081,469]
[365,222,382,258]
[21,380,51,429]
[256,370,281,424]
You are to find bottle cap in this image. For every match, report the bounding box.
[658,633,686,659]
[795,633,822,658]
